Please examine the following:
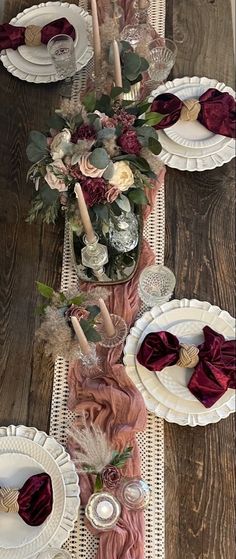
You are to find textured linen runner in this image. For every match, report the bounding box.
[49,1,167,558]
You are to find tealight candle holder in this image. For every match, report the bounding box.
[96,314,128,348]
[78,343,99,369]
[85,492,121,531]
[116,478,151,510]
[81,233,109,280]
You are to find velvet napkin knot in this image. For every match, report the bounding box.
[0,473,53,526]
[137,326,236,407]
[151,88,236,138]
[0,17,75,51]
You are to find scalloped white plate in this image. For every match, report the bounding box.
[0,2,93,83]
[150,77,236,171]
[124,299,235,426]
[0,425,80,558]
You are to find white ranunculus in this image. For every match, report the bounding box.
[109,161,134,191]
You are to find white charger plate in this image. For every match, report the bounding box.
[0,2,93,83]
[0,425,80,558]
[151,76,235,148]
[158,129,232,159]
[124,299,235,426]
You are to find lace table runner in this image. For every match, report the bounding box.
[49,1,166,557]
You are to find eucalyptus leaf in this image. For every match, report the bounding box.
[93,203,109,224]
[83,92,96,112]
[120,40,133,53]
[40,182,59,204]
[80,320,101,342]
[123,52,141,79]
[128,188,149,205]
[103,161,114,180]
[139,56,149,72]
[47,114,67,131]
[115,194,131,213]
[97,128,116,140]
[26,143,47,163]
[87,305,100,319]
[29,131,48,150]
[148,136,162,155]
[110,86,124,99]
[89,148,110,169]
[95,94,113,116]
[36,281,54,299]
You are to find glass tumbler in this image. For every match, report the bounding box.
[47,34,77,79]
[138,265,176,307]
[36,549,71,559]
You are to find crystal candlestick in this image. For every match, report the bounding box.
[120,0,156,53]
[85,492,121,531]
[81,233,108,280]
[96,314,128,348]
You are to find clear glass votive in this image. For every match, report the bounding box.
[116,478,151,510]
[96,314,128,348]
[85,492,121,531]
[148,38,177,83]
[47,34,77,79]
[36,549,72,559]
[138,265,176,307]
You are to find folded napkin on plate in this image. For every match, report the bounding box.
[151,88,236,139]
[137,326,236,408]
[0,17,75,51]
[0,472,53,526]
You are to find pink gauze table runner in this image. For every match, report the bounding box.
[49,1,167,558]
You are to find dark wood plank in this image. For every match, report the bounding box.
[164,1,235,558]
[0,0,64,431]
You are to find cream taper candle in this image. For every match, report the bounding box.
[71,316,90,355]
[113,39,123,89]
[98,298,116,337]
[91,0,101,76]
[74,183,96,244]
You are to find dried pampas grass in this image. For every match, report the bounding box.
[68,422,113,473]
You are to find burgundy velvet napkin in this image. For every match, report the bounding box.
[151,88,236,139]
[0,473,53,526]
[0,17,75,51]
[137,326,236,407]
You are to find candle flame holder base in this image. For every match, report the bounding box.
[85,491,121,531]
[81,234,109,280]
[96,314,128,348]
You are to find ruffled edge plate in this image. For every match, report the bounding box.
[123,299,235,426]
[0,425,80,557]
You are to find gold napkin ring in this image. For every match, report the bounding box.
[0,487,19,513]
[25,25,42,47]
[180,98,201,122]
[176,344,200,368]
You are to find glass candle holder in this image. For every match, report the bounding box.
[81,234,109,280]
[96,314,128,348]
[138,265,176,307]
[36,549,72,559]
[116,478,151,510]
[85,492,121,531]
[47,34,77,79]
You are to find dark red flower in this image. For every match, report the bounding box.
[101,465,121,490]
[117,129,142,155]
[66,305,89,322]
[80,176,107,207]
[71,124,96,143]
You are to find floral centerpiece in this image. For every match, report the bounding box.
[26,42,164,281]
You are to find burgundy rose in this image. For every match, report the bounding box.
[101,465,121,490]
[66,304,89,322]
[71,124,96,144]
[118,129,142,155]
[80,176,107,207]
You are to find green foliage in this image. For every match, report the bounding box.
[26,131,48,163]
[128,188,149,205]
[94,474,103,492]
[148,136,162,155]
[89,148,110,169]
[115,194,131,213]
[111,446,133,468]
[145,111,166,126]
[80,318,101,342]
[47,113,67,131]
[36,282,54,299]
[82,91,96,112]
[103,161,114,180]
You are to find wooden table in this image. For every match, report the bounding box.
[0,1,235,557]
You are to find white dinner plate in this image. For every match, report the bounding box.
[0,425,80,558]
[0,2,93,83]
[124,299,235,426]
[150,77,236,170]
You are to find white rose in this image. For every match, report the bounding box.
[109,161,134,191]
[45,159,68,192]
[50,128,72,160]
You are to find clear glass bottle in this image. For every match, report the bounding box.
[109,211,139,253]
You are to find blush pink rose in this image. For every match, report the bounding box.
[45,159,68,192]
[105,186,120,203]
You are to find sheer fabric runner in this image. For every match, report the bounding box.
[49,1,166,557]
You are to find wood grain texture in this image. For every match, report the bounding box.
[0,1,235,558]
[164,1,235,558]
